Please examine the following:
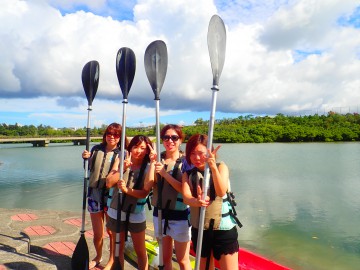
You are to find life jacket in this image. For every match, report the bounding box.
[151,153,187,211]
[110,159,149,241]
[109,161,149,213]
[151,152,189,235]
[89,146,119,188]
[187,164,242,230]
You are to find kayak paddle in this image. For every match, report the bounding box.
[111,47,136,270]
[194,14,226,270]
[71,60,100,270]
[144,40,168,270]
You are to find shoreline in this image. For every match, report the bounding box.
[0,208,293,270]
[0,207,143,270]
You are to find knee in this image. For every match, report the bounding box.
[177,257,190,268]
[106,227,113,236]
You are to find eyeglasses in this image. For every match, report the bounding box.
[106,132,120,139]
[162,135,180,142]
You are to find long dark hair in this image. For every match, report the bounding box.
[101,122,129,148]
[127,135,153,163]
[185,134,208,165]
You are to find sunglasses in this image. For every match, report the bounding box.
[162,135,180,142]
[106,132,120,139]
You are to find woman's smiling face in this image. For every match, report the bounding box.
[131,141,148,161]
[190,144,207,170]
[162,128,181,153]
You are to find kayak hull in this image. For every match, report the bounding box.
[125,239,291,270]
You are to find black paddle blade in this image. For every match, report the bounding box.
[207,15,226,86]
[71,234,89,270]
[144,40,168,100]
[110,258,122,270]
[116,47,136,99]
[82,60,100,106]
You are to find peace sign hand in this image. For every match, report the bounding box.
[148,144,157,162]
[206,145,221,169]
[124,151,132,170]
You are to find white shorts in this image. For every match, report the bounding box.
[153,218,191,243]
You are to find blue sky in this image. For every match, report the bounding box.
[1,0,360,128]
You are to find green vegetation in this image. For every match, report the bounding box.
[181,112,360,143]
[1,112,360,143]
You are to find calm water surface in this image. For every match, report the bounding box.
[0,142,359,269]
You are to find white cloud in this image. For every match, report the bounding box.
[1,0,360,127]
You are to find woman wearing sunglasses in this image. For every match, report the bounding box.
[147,124,192,270]
[81,122,129,269]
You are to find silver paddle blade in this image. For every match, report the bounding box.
[144,40,168,100]
[207,15,226,86]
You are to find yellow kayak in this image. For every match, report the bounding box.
[124,238,196,270]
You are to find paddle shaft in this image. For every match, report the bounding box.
[194,86,218,270]
[81,106,92,233]
[154,99,164,269]
[144,40,167,270]
[113,100,128,270]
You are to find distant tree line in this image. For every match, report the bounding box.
[182,112,360,143]
[1,112,360,143]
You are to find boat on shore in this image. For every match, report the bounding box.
[125,238,292,270]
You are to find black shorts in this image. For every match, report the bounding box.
[191,226,239,260]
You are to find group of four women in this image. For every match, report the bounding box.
[82,123,240,270]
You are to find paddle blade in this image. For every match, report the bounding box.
[110,258,122,270]
[82,60,100,106]
[116,47,136,99]
[71,234,89,270]
[207,15,226,86]
[144,40,168,100]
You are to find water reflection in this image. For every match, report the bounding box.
[219,143,360,269]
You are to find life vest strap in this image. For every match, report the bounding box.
[163,199,171,235]
[124,204,132,242]
[146,196,152,211]
[205,219,215,270]
[229,210,243,228]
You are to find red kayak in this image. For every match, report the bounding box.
[190,242,292,270]
[125,238,292,270]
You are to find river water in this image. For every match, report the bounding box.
[0,142,359,269]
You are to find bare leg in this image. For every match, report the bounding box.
[131,230,148,270]
[200,252,215,270]
[90,212,104,263]
[103,214,114,270]
[162,236,174,270]
[218,251,238,270]
[104,230,125,270]
[103,232,114,270]
[174,240,191,270]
